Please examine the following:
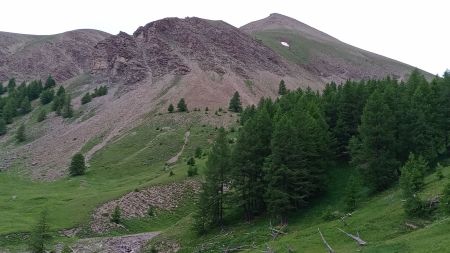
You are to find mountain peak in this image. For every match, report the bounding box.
[241,13,338,43]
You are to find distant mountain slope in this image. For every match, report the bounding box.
[0,29,110,82]
[241,13,431,82]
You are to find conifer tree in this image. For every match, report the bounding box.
[0,82,4,95]
[44,75,56,89]
[3,99,16,124]
[177,98,187,112]
[28,209,51,253]
[344,174,360,211]
[228,91,242,112]
[194,128,230,231]
[40,89,54,105]
[278,79,287,95]
[350,89,398,192]
[69,153,86,176]
[16,123,26,143]
[20,97,31,115]
[232,107,272,220]
[0,118,6,135]
[7,78,16,93]
[62,95,73,118]
[442,183,450,214]
[168,103,174,113]
[400,153,427,195]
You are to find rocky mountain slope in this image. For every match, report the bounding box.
[0,14,431,179]
[0,29,110,82]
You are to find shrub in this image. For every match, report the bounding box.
[81,92,92,105]
[195,147,202,158]
[111,205,121,224]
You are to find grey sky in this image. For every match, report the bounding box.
[0,0,448,75]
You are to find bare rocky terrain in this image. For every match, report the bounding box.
[0,29,110,82]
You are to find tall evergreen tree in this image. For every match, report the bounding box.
[400,153,427,195]
[28,210,51,253]
[177,98,187,112]
[19,97,32,115]
[194,128,230,231]
[40,89,54,105]
[278,79,287,96]
[350,89,399,192]
[7,78,16,93]
[228,91,242,112]
[3,99,16,124]
[232,107,272,220]
[62,95,73,118]
[44,75,56,89]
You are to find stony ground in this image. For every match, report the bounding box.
[91,180,200,233]
[65,232,160,253]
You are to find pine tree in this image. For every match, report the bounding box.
[344,174,360,211]
[28,209,51,253]
[81,92,92,105]
[37,109,47,122]
[350,89,399,192]
[400,153,427,195]
[20,97,32,115]
[44,75,56,89]
[195,147,202,158]
[3,99,16,124]
[278,79,287,95]
[194,128,230,231]
[40,89,54,105]
[16,123,26,143]
[187,157,195,166]
[436,163,445,180]
[228,91,242,112]
[168,103,174,113]
[0,82,4,95]
[7,78,16,93]
[177,98,187,112]
[62,95,73,118]
[232,107,272,220]
[0,119,6,135]
[69,153,86,176]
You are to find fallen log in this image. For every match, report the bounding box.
[337,228,367,246]
[318,228,335,253]
[405,222,418,229]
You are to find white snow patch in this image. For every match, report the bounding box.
[281,41,289,47]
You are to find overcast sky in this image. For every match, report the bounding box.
[0,0,448,75]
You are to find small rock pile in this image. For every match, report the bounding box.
[91,180,200,233]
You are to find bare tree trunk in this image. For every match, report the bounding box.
[318,228,335,253]
[337,228,367,246]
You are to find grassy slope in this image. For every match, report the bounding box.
[148,164,450,252]
[0,112,218,250]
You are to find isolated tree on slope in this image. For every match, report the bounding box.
[177,98,187,112]
[168,103,174,113]
[228,91,242,112]
[69,153,86,176]
[278,79,287,95]
[44,75,56,89]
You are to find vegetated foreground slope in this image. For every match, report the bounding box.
[241,13,432,83]
[0,29,110,82]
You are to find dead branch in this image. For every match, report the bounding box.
[318,228,335,253]
[337,228,367,246]
[405,222,418,229]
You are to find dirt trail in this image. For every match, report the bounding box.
[166,131,190,165]
[67,232,160,253]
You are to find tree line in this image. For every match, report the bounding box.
[195,70,450,233]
